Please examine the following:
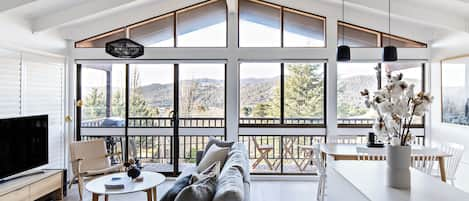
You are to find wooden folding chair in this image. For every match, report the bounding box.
[251,136,278,170]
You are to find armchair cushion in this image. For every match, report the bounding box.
[82,164,122,176]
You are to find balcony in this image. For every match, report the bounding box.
[80,117,424,174]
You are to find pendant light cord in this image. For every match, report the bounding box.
[388,0,391,46]
[342,0,345,45]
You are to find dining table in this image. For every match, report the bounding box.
[320,143,452,182]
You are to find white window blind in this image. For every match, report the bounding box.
[0,49,66,169]
[0,49,21,118]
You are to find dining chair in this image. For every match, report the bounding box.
[250,136,278,171]
[434,143,465,185]
[411,148,438,175]
[356,147,386,160]
[328,135,365,144]
[308,144,326,201]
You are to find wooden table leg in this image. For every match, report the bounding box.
[146,189,152,201]
[438,156,447,182]
[92,193,99,201]
[152,187,157,201]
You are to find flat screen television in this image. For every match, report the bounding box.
[0,115,48,180]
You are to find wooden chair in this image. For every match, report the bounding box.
[250,136,277,171]
[435,143,465,185]
[356,147,386,161]
[328,135,365,144]
[411,149,438,175]
[69,139,123,200]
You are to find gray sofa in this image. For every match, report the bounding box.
[177,142,251,201]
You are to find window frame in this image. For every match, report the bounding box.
[337,21,427,48]
[75,0,228,48]
[237,0,327,48]
[238,61,327,128]
[337,63,426,128]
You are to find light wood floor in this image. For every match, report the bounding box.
[65,179,317,201]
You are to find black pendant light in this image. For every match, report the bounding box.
[383,0,397,62]
[337,0,350,62]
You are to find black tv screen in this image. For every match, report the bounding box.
[0,115,48,179]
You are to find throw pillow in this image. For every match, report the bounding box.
[191,161,221,184]
[174,173,217,201]
[160,175,192,201]
[203,137,234,157]
[197,144,229,173]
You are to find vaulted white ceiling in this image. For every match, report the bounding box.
[0,0,468,54]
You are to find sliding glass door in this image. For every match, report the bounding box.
[77,62,225,175]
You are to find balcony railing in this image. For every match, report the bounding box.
[80,117,425,174]
[82,117,388,128]
[81,117,225,128]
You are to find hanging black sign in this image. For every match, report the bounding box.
[105,38,144,58]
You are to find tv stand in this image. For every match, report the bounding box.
[0,170,63,201]
[0,170,45,184]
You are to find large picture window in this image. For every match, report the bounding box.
[337,22,427,48]
[239,0,326,47]
[239,62,325,126]
[337,62,425,127]
[337,63,378,126]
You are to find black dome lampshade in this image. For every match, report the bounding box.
[337,0,351,62]
[383,45,398,62]
[337,45,351,62]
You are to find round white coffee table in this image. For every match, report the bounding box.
[85,171,165,201]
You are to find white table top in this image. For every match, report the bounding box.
[331,161,469,201]
[321,144,451,157]
[85,171,165,195]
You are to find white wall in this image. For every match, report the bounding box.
[430,32,469,191]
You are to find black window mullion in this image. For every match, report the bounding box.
[125,64,130,162]
[76,64,82,141]
[280,63,285,124]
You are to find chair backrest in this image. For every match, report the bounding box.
[356,147,386,160]
[250,136,261,149]
[328,135,365,144]
[127,138,138,159]
[311,144,326,175]
[411,148,438,175]
[70,139,111,174]
[440,143,465,179]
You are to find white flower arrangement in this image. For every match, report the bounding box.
[361,72,433,146]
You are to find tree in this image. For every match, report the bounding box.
[181,80,199,117]
[242,106,252,117]
[129,68,159,117]
[283,63,324,118]
[112,90,125,117]
[253,103,273,117]
[84,87,106,120]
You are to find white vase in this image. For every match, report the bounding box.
[386,145,411,189]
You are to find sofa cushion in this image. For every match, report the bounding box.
[224,143,251,184]
[160,175,191,201]
[175,173,217,201]
[197,144,229,173]
[203,137,234,157]
[213,166,244,201]
[191,161,221,184]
